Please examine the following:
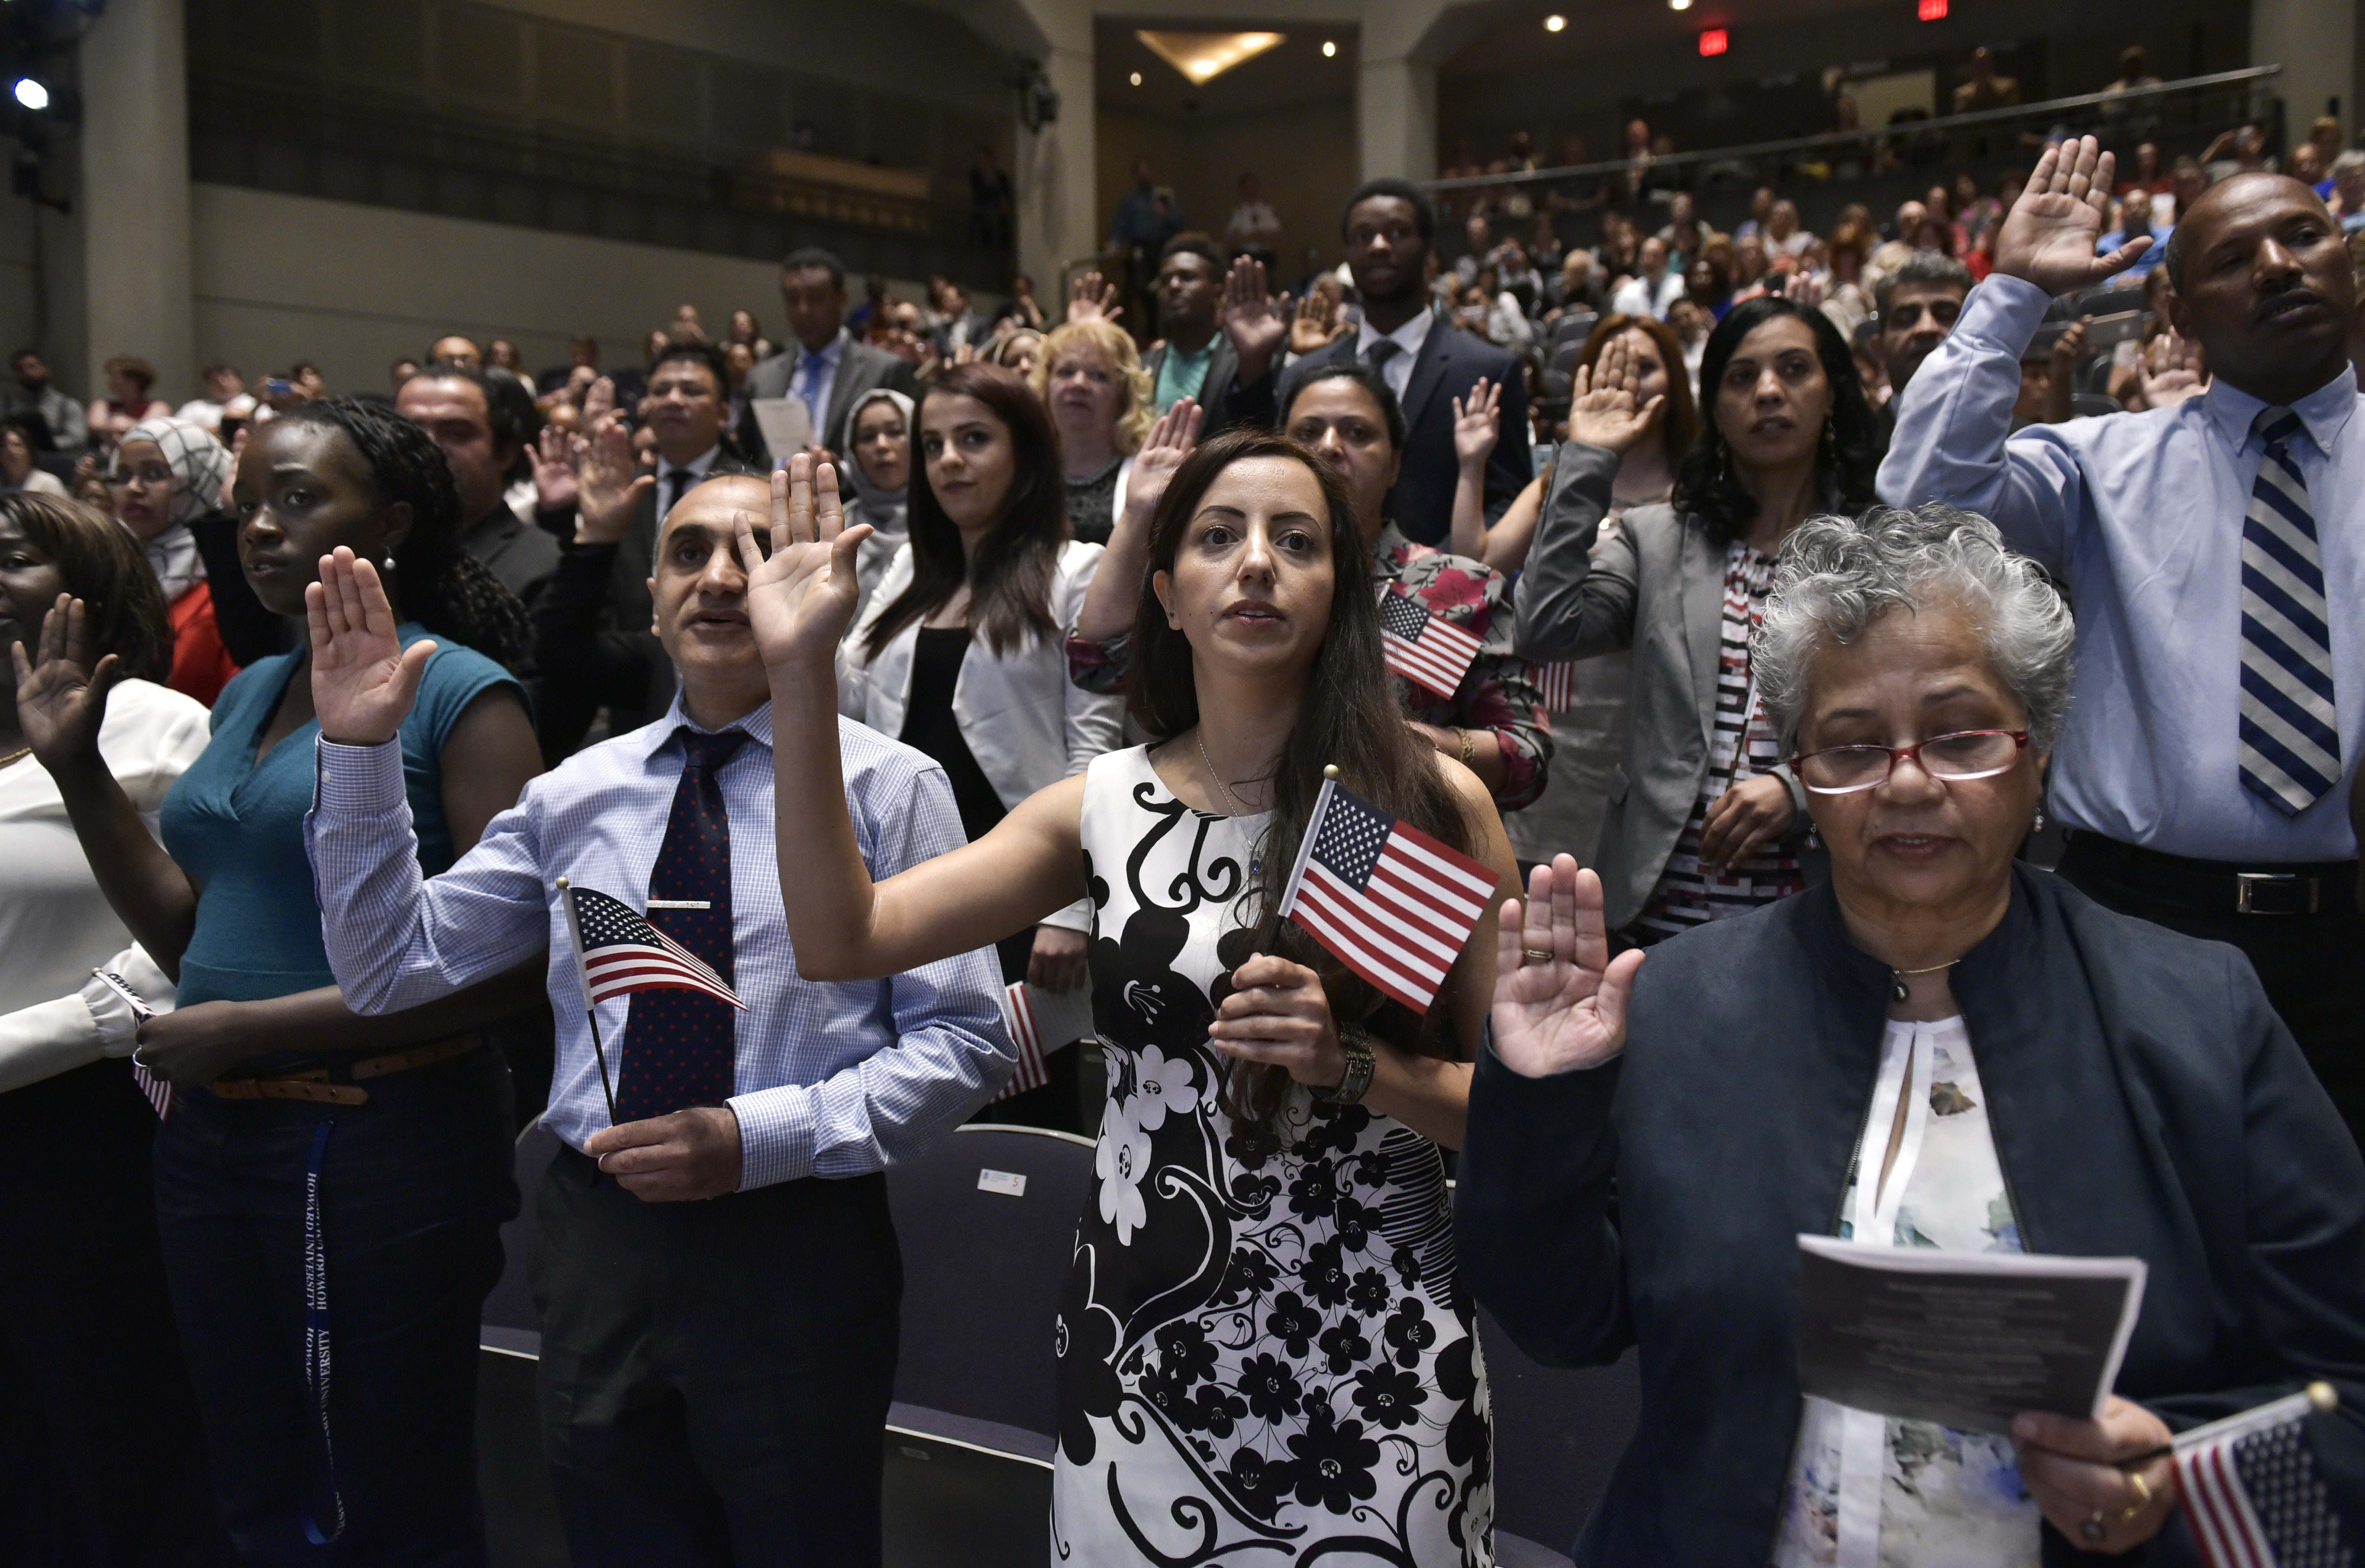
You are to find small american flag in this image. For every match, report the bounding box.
[91,968,171,1119]
[1276,778,1499,1014]
[1533,659,1578,712]
[2174,1383,2353,1568]
[1377,584,1484,701]
[991,981,1092,1102]
[563,886,745,1011]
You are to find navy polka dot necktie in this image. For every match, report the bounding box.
[615,727,749,1122]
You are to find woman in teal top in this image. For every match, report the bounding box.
[14,397,546,1562]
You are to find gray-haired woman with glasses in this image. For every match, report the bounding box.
[1460,503,2365,1566]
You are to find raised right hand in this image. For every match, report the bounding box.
[1122,397,1201,526]
[2136,329,2208,409]
[1491,855,1643,1076]
[574,410,653,546]
[1566,333,1665,455]
[529,424,581,511]
[740,453,872,677]
[1453,377,1503,470]
[1290,289,1343,356]
[1994,136,2150,293]
[10,593,119,770]
[308,547,434,746]
[1068,271,1122,325]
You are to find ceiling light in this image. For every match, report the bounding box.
[1545,14,1567,30]
[1322,40,1337,57]
[1669,0,1693,10]
[1130,71,1143,85]
[13,77,48,111]
[1135,30,1287,85]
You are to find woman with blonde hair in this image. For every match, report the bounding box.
[1030,317,1153,545]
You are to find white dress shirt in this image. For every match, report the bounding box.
[1881,273,2364,862]
[0,679,206,1091]
[305,695,1009,1186]
[1352,307,1436,402]
[838,540,1124,933]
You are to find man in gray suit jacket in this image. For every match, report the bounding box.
[1136,234,1287,437]
[736,247,920,465]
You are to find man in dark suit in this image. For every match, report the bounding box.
[1274,179,1531,546]
[736,246,919,465]
[538,342,759,759]
[1138,233,1287,437]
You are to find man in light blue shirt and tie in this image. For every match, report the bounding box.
[1883,136,2363,1142]
[302,473,1008,1564]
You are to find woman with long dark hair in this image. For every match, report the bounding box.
[757,433,1512,1563]
[1513,294,1882,946]
[13,396,546,1559]
[838,363,1123,1126]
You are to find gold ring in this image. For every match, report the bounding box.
[2118,1469,2152,1524]
[1521,948,1554,964]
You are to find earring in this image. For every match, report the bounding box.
[2032,807,2046,833]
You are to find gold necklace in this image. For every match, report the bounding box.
[1889,959,1958,1003]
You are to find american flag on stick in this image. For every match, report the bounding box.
[991,980,1093,1103]
[2173,1382,2352,1568]
[1276,777,1499,1014]
[562,885,746,1011]
[1376,584,1484,701]
[90,967,171,1119]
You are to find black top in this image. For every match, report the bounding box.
[899,627,1007,845]
[1456,865,2365,1568]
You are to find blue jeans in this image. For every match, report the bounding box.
[153,1047,517,1566]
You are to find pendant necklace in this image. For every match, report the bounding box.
[1889,959,1958,1004]
[1195,731,1264,881]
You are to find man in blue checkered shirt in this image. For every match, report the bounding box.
[302,472,1007,1565]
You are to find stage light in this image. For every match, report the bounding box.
[1322,40,1337,56]
[1698,28,1727,55]
[1544,14,1566,30]
[13,78,49,112]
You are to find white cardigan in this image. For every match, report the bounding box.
[838,539,1125,933]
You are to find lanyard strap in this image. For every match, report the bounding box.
[301,1118,346,1546]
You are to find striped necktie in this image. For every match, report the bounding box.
[2238,407,2341,814]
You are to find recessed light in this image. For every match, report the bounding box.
[1669,0,1693,10]
[1322,40,1337,57]
[1129,71,1142,85]
[1135,30,1287,85]
[1545,14,1567,30]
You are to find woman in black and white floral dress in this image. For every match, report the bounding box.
[746,432,1517,1567]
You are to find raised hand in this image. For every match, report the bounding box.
[1453,377,1503,471]
[579,374,617,428]
[1068,270,1123,325]
[1122,397,1201,527]
[530,424,581,511]
[1491,854,1645,1077]
[308,547,434,746]
[1290,288,1344,356]
[10,594,120,770]
[1220,256,1289,381]
[2136,329,2208,409]
[739,453,872,678]
[574,411,653,546]
[1995,136,2149,293]
[1566,334,1665,455]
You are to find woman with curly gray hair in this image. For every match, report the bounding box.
[1462,502,2365,1566]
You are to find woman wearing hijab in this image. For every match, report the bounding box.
[840,386,914,626]
[105,416,282,705]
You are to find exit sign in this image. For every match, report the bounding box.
[1918,0,1948,18]
[1698,27,1728,54]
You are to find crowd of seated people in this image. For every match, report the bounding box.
[1,104,2362,1568]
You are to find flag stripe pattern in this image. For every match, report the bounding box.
[993,982,1053,1101]
[132,1059,172,1120]
[1534,659,1577,713]
[1278,779,1497,1014]
[568,886,747,1010]
[1377,583,1485,701]
[2173,1391,2354,1568]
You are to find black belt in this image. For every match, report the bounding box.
[2060,833,2358,917]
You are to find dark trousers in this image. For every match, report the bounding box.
[0,1060,230,1566]
[531,1148,902,1568]
[152,1048,517,1566]
[2057,835,2365,1145]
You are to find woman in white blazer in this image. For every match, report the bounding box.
[839,363,1124,1127]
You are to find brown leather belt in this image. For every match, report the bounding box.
[205,1033,484,1106]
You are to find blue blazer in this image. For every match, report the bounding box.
[1456,866,2365,1566]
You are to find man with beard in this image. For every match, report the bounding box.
[1885,139,2365,1145]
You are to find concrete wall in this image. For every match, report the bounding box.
[1096,98,1359,281]
[189,183,926,393]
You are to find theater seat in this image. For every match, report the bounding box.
[883,1122,1096,1566]
[1477,1305,1642,1566]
